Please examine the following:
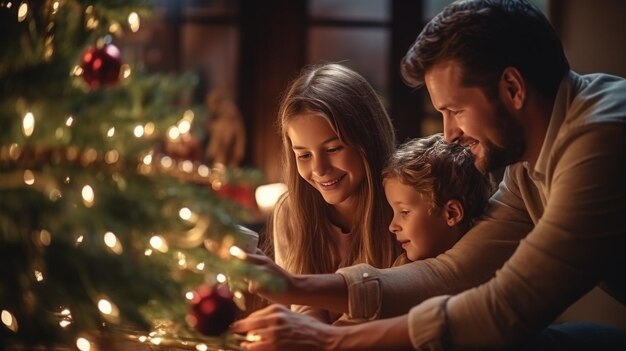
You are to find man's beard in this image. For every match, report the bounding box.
[475,101,526,173]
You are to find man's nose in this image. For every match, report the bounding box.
[443,114,463,143]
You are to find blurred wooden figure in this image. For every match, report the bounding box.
[205,87,246,167]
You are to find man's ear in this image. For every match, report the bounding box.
[444,199,464,227]
[499,66,526,110]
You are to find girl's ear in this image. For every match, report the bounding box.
[444,199,464,227]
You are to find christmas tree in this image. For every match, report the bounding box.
[0,1,273,349]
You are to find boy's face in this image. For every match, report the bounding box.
[384,177,463,261]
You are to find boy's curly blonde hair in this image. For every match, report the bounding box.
[383,133,494,231]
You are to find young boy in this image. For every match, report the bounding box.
[383,133,494,264]
[330,133,494,325]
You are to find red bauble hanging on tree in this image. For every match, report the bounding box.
[187,284,237,336]
[80,43,122,89]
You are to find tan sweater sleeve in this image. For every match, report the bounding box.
[336,171,533,321]
[403,125,626,350]
[433,125,626,349]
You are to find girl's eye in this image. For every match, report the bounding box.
[400,210,410,216]
[296,153,311,160]
[327,146,343,153]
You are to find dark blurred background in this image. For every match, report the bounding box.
[118,0,626,182]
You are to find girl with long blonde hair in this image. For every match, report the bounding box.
[269,63,400,322]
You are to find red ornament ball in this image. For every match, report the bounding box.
[80,43,122,88]
[188,284,237,336]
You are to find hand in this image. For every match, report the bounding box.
[231,304,336,351]
[244,250,349,313]
[244,250,298,305]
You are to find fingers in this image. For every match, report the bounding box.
[239,327,283,351]
[241,339,275,351]
[231,304,289,333]
[243,254,291,295]
[247,279,264,296]
[231,305,294,351]
[233,309,330,351]
[245,252,276,266]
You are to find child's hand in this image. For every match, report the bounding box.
[244,249,298,304]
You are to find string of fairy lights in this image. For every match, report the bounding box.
[1,109,230,189]
[0,1,268,350]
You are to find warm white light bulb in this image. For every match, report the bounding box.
[149,235,168,253]
[17,2,28,22]
[23,169,35,185]
[34,270,44,282]
[81,185,95,207]
[39,229,51,246]
[197,164,210,177]
[177,120,191,134]
[122,64,132,78]
[181,160,194,173]
[128,12,140,32]
[105,150,119,164]
[178,207,192,221]
[1,310,16,331]
[183,109,194,121]
[134,125,144,138]
[229,245,247,259]
[76,337,91,351]
[255,183,288,214]
[97,299,112,315]
[104,232,116,247]
[22,112,35,137]
[167,126,180,140]
[144,122,155,136]
[160,156,173,168]
[109,22,121,34]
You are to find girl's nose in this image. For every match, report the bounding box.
[312,155,330,176]
[389,219,400,235]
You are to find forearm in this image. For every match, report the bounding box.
[333,170,533,322]
[288,273,349,313]
[292,304,331,323]
[328,315,413,351]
